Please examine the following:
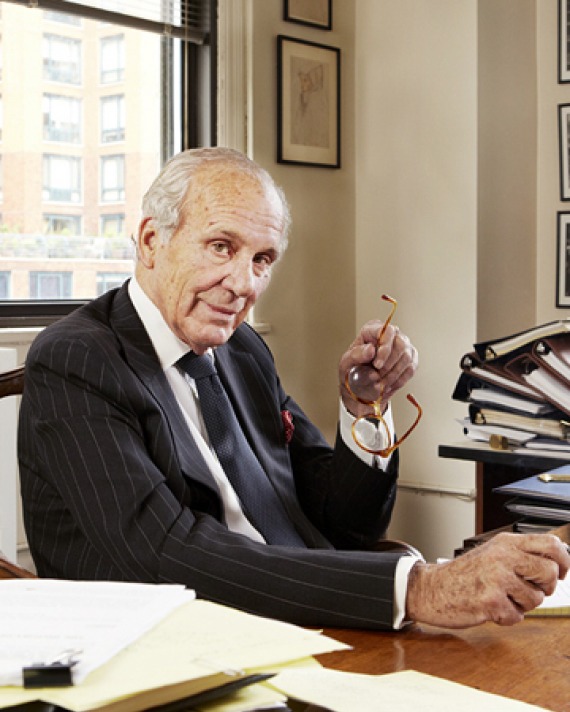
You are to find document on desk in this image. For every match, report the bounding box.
[0,579,195,686]
[0,589,348,712]
[269,668,550,712]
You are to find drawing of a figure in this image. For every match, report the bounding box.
[290,57,329,148]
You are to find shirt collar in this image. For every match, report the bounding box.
[128,275,195,370]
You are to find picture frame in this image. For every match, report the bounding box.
[560,0,570,83]
[277,35,340,168]
[559,104,570,200]
[557,212,570,307]
[284,0,332,30]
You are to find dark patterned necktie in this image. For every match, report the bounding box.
[178,352,305,546]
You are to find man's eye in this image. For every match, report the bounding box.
[254,253,274,267]
[212,242,231,255]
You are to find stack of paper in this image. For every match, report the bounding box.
[451,321,570,456]
[0,580,348,712]
[269,668,552,712]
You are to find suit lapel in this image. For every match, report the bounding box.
[215,341,332,548]
[109,286,221,497]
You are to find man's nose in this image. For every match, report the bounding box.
[224,258,255,296]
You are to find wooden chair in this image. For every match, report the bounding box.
[0,365,35,579]
[0,365,24,398]
[0,552,35,579]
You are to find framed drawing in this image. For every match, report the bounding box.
[284,0,332,30]
[557,212,570,307]
[277,35,340,168]
[560,104,570,200]
[560,0,570,82]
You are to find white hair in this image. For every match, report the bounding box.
[141,147,291,251]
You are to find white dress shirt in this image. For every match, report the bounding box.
[128,276,419,627]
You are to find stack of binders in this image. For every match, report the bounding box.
[493,468,570,532]
[452,319,570,456]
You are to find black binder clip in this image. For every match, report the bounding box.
[23,649,81,688]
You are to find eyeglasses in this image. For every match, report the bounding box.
[344,294,422,456]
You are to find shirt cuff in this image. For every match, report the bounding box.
[339,399,394,470]
[393,554,424,629]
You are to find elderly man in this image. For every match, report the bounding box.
[18,148,569,630]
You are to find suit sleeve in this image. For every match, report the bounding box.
[19,327,404,631]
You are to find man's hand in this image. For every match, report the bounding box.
[339,320,418,418]
[405,532,570,628]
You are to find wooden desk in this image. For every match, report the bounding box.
[322,617,570,711]
[439,442,570,533]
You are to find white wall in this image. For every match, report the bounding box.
[353,0,478,559]
[0,347,18,560]
[247,0,357,443]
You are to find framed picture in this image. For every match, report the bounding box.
[557,212,570,307]
[559,104,570,200]
[277,35,340,168]
[560,0,570,82]
[284,0,332,30]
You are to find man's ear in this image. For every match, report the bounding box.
[136,217,160,268]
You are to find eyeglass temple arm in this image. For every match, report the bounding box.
[378,394,422,457]
[376,294,397,346]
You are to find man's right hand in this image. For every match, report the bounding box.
[405,532,570,628]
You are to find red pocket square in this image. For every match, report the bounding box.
[281,409,294,444]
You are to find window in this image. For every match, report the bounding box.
[101,95,125,143]
[96,271,130,295]
[43,214,81,235]
[43,155,81,203]
[101,155,124,202]
[101,213,125,236]
[44,10,81,26]
[43,94,82,143]
[100,35,124,83]
[43,33,81,84]
[0,0,215,325]
[30,271,72,299]
[0,271,9,298]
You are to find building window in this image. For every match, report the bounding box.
[30,271,72,299]
[100,35,124,84]
[43,155,81,203]
[0,0,215,322]
[43,94,82,143]
[101,213,125,237]
[0,271,9,298]
[44,11,81,27]
[96,271,130,295]
[101,95,125,143]
[101,155,124,202]
[43,214,81,235]
[43,33,81,85]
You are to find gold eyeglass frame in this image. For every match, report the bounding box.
[344,294,422,456]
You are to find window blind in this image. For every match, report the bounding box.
[2,0,209,42]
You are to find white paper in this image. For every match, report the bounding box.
[270,668,549,712]
[0,579,195,686]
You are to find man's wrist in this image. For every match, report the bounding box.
[405,560,429,623]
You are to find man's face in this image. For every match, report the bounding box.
[137,165,285,354]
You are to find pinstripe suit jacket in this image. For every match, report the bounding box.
[18,283,404,629]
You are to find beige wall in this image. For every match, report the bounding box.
[244,0,480,560]
[353,0,478,558]
[248,0,357,442]
[478,0,538,337]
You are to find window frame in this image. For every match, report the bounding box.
[0,0,216,327]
